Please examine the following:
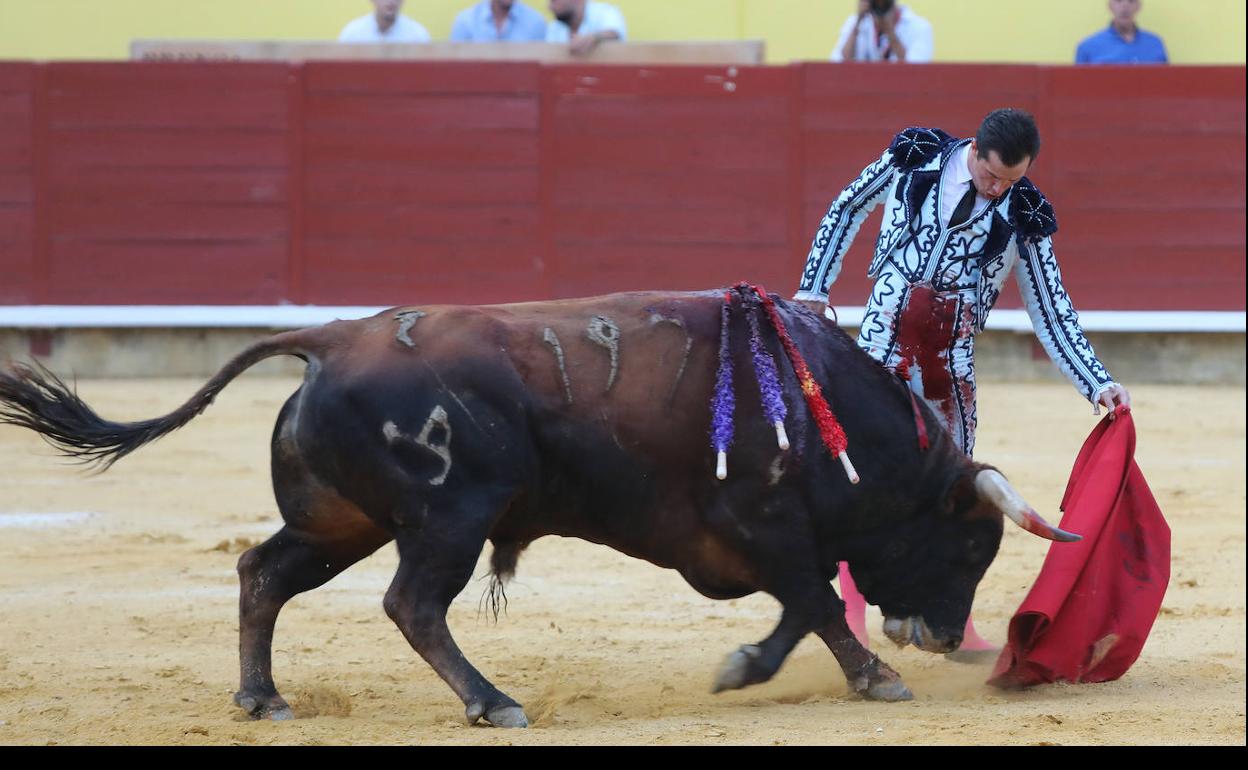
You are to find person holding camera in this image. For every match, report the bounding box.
[831,0,932,63]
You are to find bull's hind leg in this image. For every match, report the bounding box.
[234,526,389,719]
[816,592,913,702]
[383,487,528,728]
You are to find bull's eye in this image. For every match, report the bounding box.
[883,541,908,563]
[966,537,985,562]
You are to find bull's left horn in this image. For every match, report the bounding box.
[974,469,1081,542]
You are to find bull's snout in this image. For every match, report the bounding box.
[882,616,961,654]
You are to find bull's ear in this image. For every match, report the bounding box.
[941,467,983,517]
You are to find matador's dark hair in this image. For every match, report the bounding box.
[976,108,1040,167]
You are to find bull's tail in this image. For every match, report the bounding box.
[0,330,314,470]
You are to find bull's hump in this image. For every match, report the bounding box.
[379,290,728,327]
[477,290,723,317]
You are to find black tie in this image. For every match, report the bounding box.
[949,181,977,228]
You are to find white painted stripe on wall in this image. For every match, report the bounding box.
[0,306,391,329]
[0,305,1244,333]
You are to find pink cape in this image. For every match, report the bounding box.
[988,406,1170,688]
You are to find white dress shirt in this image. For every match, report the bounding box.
[338,13,431,43]
[939,143,989,227]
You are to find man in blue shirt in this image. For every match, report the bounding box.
[1076,0,1168,64]
[451,0,548,42]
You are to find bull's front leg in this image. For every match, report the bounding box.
[711,602,827,694]
[710,569,842,694]
[816,592,913,702]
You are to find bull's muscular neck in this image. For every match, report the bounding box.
[789,304,971,542]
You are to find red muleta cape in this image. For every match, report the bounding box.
[988,406,1170,688]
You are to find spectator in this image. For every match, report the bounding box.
[546,0,627,56]
[451,1,548,42]
[1076,0,1168,64]
[831,0,932,63]
[338,0,431,43]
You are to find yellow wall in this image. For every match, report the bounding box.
[0,0,1242,64]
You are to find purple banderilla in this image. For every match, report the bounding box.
[710,288,792,480]
[744,293,790,451]
[710,295,735,479]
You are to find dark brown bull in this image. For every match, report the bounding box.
[0,290,1076,727]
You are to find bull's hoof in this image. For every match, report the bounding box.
[233,691,295,721]
[864,678,913,702]
[484,705,530,729]
[849,658,913,702]
[711,644,763,694]
[466,700,529,728]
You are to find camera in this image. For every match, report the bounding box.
[869,0,896,17]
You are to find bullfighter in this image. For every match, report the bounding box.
[794,108,1132,654]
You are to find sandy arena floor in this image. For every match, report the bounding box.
[0,377,1243,746]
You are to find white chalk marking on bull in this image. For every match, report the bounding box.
[416,406,453,485]
[381,407,453,486]
[586,315,621,392]
[649,313,694,402]
[716,451,727,480]
[838,452,860,484]
[394,310,427,348]
[542,328,574,405]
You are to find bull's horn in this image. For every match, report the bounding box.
[974,470,1081,542]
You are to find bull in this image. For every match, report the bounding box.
[0,289,1076,727]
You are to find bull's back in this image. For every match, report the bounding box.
[489,292,723,453]
[299,291,725,479]
[276,294,728,552]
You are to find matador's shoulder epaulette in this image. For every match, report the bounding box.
[1009,177,1059,243]
[888,127,955,170]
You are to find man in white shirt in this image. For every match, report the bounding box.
[831,0,932,63]
[339,0,432,43]
[546,0,627,55]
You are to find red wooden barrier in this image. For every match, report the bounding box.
[37,63,293,304]
[300,62,542,305]
[0,61,1242,311]
[542,65,794,299]
[0,64,35,304]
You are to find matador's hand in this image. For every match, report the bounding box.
[1095,384,1132,420]
[796,299,827,316]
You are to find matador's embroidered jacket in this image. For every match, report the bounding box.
[794,127,1117,455]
